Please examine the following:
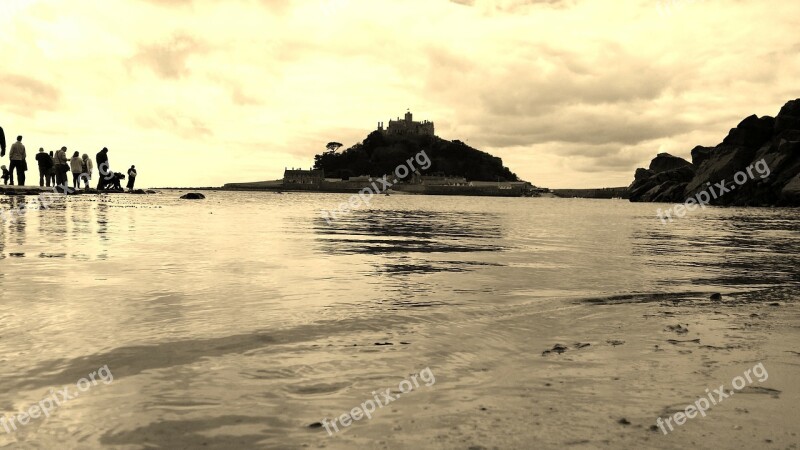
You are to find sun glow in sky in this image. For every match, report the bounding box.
[1,0,798,188]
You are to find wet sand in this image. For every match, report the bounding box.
[290,291,799,449]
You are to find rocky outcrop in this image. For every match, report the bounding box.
[628,99,800,207]
[628,153,695,203]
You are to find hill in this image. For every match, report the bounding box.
[313,131,519,182]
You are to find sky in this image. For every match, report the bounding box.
[0,0,798,188]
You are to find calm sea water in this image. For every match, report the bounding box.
[0,192,797,448]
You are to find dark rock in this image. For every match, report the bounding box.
[650,153,693,174]
[131,189,147,195]
[574,342,591,349]
[628,155,693,202]
[374,342,393,346]
[722,114,775,149]
[781,174,800,204]
[769,302,780,307]
[180,193,206,200]
[307,422,323,429]
[618,418,631,425]
[607,339,625,346]
[710,293,722,301]
[691,146,716,167]
[628,98,800,207]
[775,99,800,135]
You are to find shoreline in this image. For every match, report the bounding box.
[0,186,157,196]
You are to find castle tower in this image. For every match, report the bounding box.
[405,110,412,123]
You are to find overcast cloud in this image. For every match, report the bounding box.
[0,0,798,188]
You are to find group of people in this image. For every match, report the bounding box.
[0,126,138,192]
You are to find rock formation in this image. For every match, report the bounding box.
[629,99,800,206]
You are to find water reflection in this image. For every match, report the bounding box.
[313,209,506,277]
[633,208,800,293]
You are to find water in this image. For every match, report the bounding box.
[0,192,797,448]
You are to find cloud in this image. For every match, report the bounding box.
[131,33,209,79]
[0,0,798,188]
[0,74,61,114]
[136,108,213,139]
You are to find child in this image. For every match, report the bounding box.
[1,165,9,185]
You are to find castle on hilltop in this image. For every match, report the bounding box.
[377,110,435,137]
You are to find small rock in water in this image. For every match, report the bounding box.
[574,342,591,349]
[769,302,780,307]
[618,418,631,425]
[180,193,206,200]
[710,293,723,301]
[607,339,625,346]
[307,422,323,429]
[374,342,393,346]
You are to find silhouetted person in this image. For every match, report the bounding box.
[8,136,26,186]
[108,172,125,191]
[127,165,137,191]
[0,126,5,158]
[81,153,93,189]
[96,148,110,190]
[54,146,69,189]
[70,151,83,190]
[36,148,53,187]
[47,151,56,186]
[1,165,9,185]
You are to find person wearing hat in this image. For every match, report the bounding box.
[8,136,27,186]
[35,147,54,187]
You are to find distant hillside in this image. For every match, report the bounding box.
[313,131,520,182]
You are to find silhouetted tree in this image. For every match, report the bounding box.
[325,142,343,154]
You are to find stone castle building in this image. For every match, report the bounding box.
[377,110,435,136]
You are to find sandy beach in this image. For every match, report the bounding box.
[261,289,798,449]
